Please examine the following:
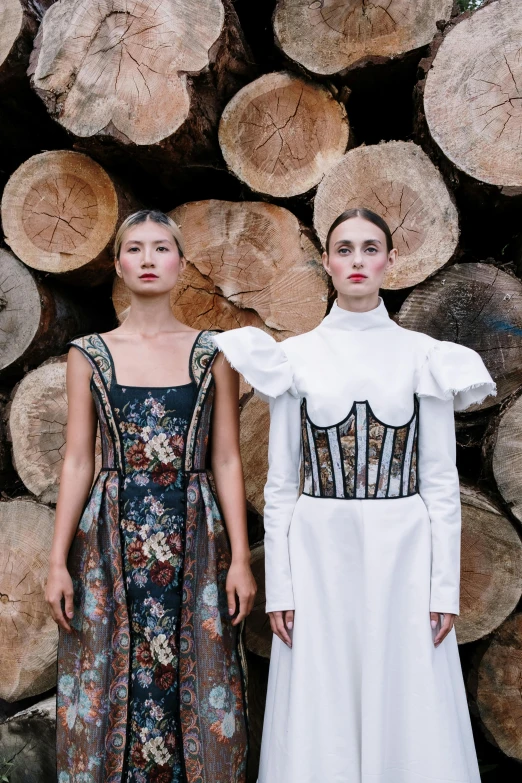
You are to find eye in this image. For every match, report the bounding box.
[156,246,169,252]
[128,245,140,252]
[366,246,378,254]
[338,246,350,255]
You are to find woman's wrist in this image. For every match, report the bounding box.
[230,549,251,566]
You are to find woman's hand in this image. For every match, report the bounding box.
[269,610,294,648]
[430,611,455,647]
[46,564,75,633]
[226,560,257,627]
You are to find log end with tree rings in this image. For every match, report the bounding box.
[399,262,522,410]
[1,150,121,285]
[0,695,57,780]
[240,394,269,519]
[244,542,271,659]
[475,612,522,761]
[456,484,522,645]
[8,358,102,504]
[0,0,24,77]
[171,200,328,336]
[273,0,454,76]
[313,141,459,289]
[490,391,522,525]
[29,0,231,146]
[219,72,349,198]
[0,499,58,702]
[424,0,522,190]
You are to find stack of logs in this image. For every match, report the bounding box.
[1,0,522,779]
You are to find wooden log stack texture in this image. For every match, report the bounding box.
[0,0,521,779]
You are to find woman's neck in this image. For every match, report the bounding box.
[119,294,185,336]
[336,291,381,313]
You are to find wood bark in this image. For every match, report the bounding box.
[0,247,92,377]
[8,357,102,503]
[273,0,453,76]
[0,695,56,782]
[219,71,349,197]
[421,0,522,194]
[485,390,522,524]
[313,141,459,289]
[1,150,136,286]
[244,542,270,659]
[28,0,254,165]
[113,200,329,339]
[0,499,58,702]
[0,0,54,90]
[456,484,522,645]
[473,612,522,761]
[398,263,522,410]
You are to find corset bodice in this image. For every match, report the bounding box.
[301,396,419,500]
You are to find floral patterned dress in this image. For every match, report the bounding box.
[114,381,196,782]
[56,331,248,783]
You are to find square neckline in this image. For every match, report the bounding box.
[94,330,204,390]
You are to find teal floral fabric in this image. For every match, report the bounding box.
[56,331,248,783]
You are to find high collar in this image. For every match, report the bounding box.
[320,297,397,332]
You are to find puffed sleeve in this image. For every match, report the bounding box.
[417,395,461,615]
[416,341,496,412]
[212,327,297,402]
[263,391,302,612]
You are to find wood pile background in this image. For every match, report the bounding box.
[0,0,521,780]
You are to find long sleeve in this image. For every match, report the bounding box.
[263,390,302,613]
[417,395,461,616]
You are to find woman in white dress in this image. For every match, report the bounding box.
[213,208,496,783]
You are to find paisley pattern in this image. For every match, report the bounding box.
[56,331,248,783]
[301,397,419,499]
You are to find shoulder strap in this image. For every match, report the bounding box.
[67,334,114,389]
[190,330,222,386]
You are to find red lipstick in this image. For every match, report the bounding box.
[139,273,158,279]
[348,273,367,281]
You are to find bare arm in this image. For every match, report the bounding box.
[45,347,97,633]
[211,353,256,626]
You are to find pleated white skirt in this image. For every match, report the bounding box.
[257,493,481,783]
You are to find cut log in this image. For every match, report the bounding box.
[219,71,349,197]
[474,612,522,761]
[8,357,102,504]
[423,0,522,193]
[1,150,136,286]
[240,394,269,518]
[456,484,522,644]
[245,542,270,659]
[0,248,91,377]
[113,200,329,338]
[313,141,459,289]
[0,499,58,702]
[0,695,56,782]
[29,0,253,162]
[0,0,53,89]
[273,0,453,76]
[398,262,522,410]
[487,391,522,524]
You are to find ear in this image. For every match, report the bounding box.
[114,258,123,278]
[179,255,187,273]
[322,250,331,276]
[387,248,398,269]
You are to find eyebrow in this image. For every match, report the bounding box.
[124,238,174,245]
[334,238,383,247]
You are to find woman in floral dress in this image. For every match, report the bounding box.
[46,210,255,783]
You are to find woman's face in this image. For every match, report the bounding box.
[115,218,185,296]
[322,216,396,299]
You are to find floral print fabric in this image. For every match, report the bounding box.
[113,382,196,783]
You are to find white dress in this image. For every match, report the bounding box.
[213,298,496,783]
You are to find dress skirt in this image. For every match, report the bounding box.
[258,493,481,783]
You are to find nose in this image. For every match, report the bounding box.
[141,247,156,267]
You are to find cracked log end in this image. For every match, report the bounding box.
[219,71,349,198]
[490,391,522,525]
[314,140,459,289]
[0,695,56,780]
[0,248,91,375]
[273,0,453,76]
[475,612,522,761]
[398,262,522,409]
[8,359,102,503]
[0,0,23,72]
[0,500,58,702]
[424,0,522,188]
[456,484,522,644]
[1,150,124,284]
[29,0,248,148]
[240,394,269,519]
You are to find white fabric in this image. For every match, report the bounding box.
[215,297,496,783]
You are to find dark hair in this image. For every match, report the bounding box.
[325,208,394,254]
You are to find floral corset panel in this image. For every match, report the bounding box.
[301,396,419,500]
